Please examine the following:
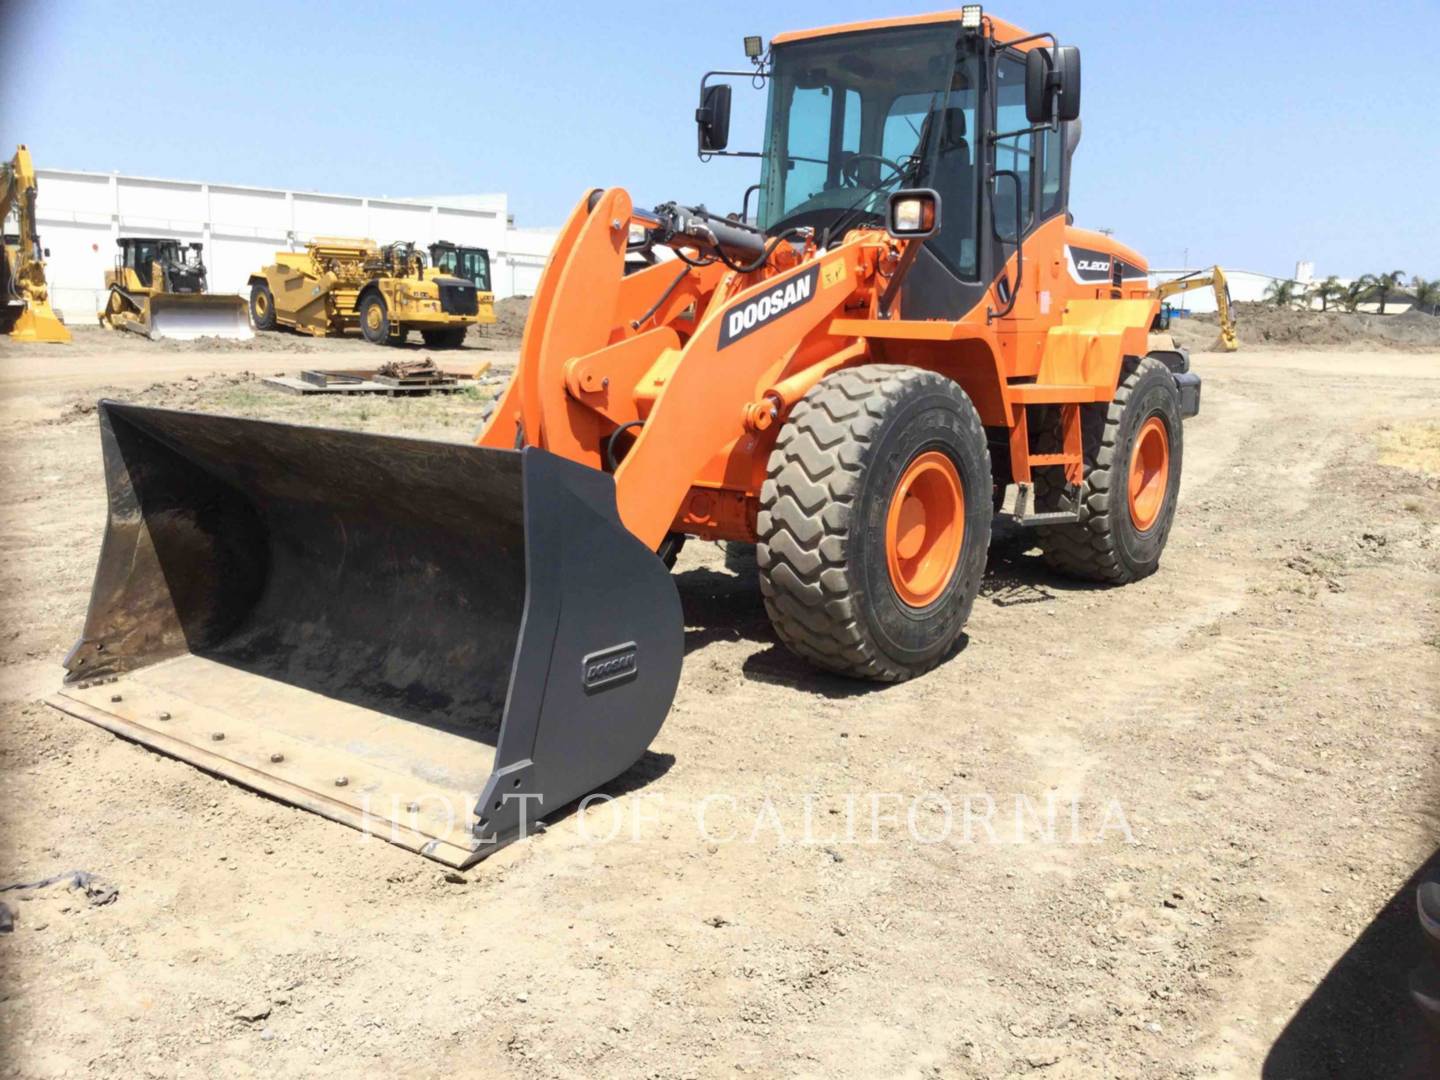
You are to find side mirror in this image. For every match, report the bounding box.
[887,189,941,239]
[1025,45,1081,124]
[697,83,733,153]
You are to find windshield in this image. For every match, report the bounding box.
[434,247,490,290]
[758,23,979,257]
[460,248,490,291]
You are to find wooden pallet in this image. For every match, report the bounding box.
[263,371,463,396]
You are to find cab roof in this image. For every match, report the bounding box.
[771,9,1032,49]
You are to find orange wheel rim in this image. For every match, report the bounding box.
[1128,416,1170,531]
[885,450,964,608]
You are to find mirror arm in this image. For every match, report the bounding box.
[699,150,764,163]
[697,69,769,162]
[993,30,1058,51]
[988,121,1059,145]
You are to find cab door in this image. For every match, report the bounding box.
[983,51,1067,378]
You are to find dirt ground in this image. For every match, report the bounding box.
[0,324,1437,1078]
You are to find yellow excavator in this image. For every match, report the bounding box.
[100,237,252,341]
[1153,266,1238,352]
[1,145,71,343]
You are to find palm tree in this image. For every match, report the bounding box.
[1410,276,1439,316]
[1312,275,1344,312]
[1263,278,1301,308]
[1372,269,1407,315]
[1341,275,1377,313]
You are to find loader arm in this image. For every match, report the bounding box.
[479,187,900,550]
[1153,266,1239,352]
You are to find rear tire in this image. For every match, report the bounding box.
[421,327,468,349]
[757,365,992,681]
[249,283,276,331]
[360,294,394,345]
[1035,356,1183,583]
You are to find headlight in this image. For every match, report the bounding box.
[887,190,941,239]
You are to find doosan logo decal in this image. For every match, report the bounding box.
[718,266,820,349]
[1067,245,1147,285]
[582,642,638,692]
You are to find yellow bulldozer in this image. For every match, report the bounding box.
[100,238,252,341]
[248,237,487,347]
[53,8,1208,867]
[1,144,71,343]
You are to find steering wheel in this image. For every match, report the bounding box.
[838,153,906,188]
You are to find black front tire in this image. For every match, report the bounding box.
[249,283,277,331]
[360,293,400,344]
[421,327,468,349]
[1036,356,1184,583]
[757,365,992,681]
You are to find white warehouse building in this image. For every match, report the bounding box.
[31,166,558,320]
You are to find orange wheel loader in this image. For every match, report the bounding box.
[50,8,1200,866]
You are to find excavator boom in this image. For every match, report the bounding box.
[1,145,71,343]
[1153,266,1239,351]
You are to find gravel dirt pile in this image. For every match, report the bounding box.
[478,295,531,344]
[1169,302,1440,352]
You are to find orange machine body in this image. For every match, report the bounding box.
[478,11,1159,552]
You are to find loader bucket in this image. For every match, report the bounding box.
[141,294,253,341]
[48,402,683,867]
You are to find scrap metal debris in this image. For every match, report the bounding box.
[0,869,120,927]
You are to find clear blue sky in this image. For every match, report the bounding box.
[2,0,1435,278]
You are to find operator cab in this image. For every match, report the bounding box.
[696,6,1080,320]
[116,238,208,293]
[429,241,492,292]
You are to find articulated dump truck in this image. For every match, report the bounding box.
[248,237,487,347]
[51,7,1202,866]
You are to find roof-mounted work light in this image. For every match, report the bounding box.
[743,36,765,60]
[960,5,983,29]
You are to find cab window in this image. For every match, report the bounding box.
[880,93,933,164]
[460,250,490,291]
[992,55,1035,241]
[778,85,863,217]
[1039,123,1063,220]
